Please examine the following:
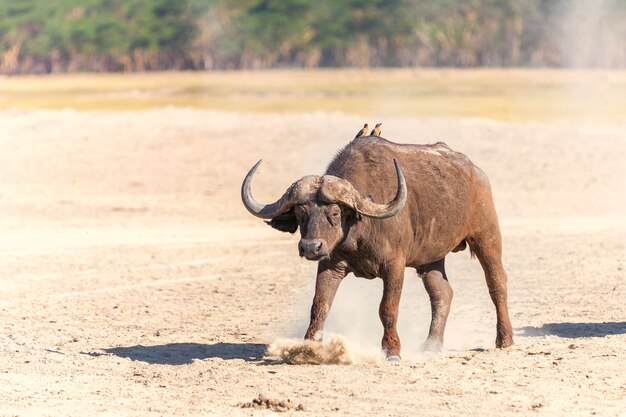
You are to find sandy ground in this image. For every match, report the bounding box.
[0,108,624,416]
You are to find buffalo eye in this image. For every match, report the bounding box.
[327,206,341,226]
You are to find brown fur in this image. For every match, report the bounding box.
[266,137,513,357]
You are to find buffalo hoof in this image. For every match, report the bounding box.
[420,339,443,352]
[386,355,401,362]
[496,336,514,349]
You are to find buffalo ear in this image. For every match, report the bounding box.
[341,206,361,223]
[265,209,298,233]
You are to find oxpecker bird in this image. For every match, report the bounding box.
[371,123,382,136]
[355,123,368,139]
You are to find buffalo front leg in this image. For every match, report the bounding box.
[304,261,346,341]
[419,258,453,352]
[379,262,405,360]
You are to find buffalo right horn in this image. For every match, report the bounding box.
[241,160,320,219]
[241,160,292,218]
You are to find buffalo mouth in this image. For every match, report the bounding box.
[300,251,331,261]
[302,253,330,261]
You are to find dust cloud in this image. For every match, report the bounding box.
[559,0,625,68]
[276,255,499,364]
[267,336,383,365]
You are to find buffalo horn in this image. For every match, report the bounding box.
[320,159,407,219]
[241,160,294,218]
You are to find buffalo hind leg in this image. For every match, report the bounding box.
[379,261,405,361]
[469,229,514,348]
[304,261,346,341]
[418,258,453,352]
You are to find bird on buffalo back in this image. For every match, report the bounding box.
[355,123,368,139]
[371,123,382,136]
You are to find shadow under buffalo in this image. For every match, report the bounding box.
[103,342,267,365]
[517,321,626,338]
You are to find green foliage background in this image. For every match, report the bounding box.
[1,0,625,73]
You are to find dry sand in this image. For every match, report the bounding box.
[0,108,624,416]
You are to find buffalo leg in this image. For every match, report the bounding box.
[379,262,405,359]
[470,228,514,348]
[304,261,346,341]
[419,258,453,351]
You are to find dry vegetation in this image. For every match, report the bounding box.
[2,69,626,121]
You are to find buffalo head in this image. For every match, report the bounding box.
[241,160,407,260]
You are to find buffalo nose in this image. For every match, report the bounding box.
[299,239,323,256]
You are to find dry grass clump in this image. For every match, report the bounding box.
[238,394,305,412]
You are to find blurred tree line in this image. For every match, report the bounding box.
[1,0,625,74]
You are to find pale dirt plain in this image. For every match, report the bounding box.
[0,85,625,415]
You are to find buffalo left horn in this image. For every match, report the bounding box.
[319,159,407,219]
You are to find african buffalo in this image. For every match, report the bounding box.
[241,137,513,359]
